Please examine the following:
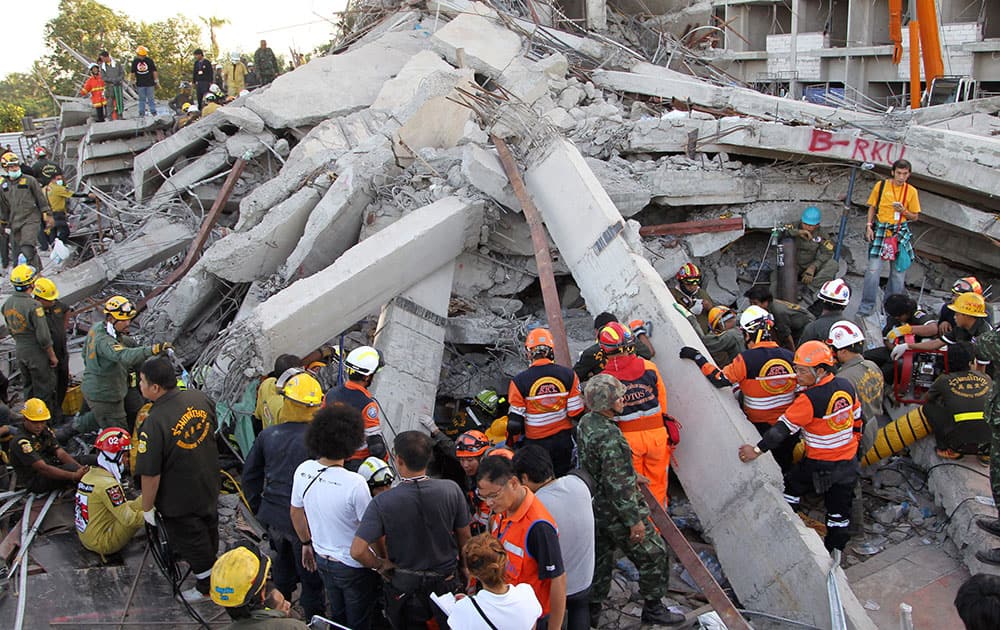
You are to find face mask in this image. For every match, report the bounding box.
[6,170,20,179]
[56,179,64,186]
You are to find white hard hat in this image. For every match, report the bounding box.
[358,456,394,488]
[818,278,851,306]
[230,52,241,63]
[345,346,382,377]
[209,83,221,95]
[739,305,773,335]
[827,320,865,349]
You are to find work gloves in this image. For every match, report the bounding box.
[679,346,704,363]
[891,343,910,361]
[800,265,816,286]
[143,509,157,527]
[151,342,173,355]
[417,414,438,436]
[885,325,912,345]
[689,299,704,316]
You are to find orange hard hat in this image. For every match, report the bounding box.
[793,340,836,369]
[952,276,983,296]
[525,328,554,352]
[455,430,490,458]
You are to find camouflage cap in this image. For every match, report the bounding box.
[584,373,625,413]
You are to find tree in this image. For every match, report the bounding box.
[0,103,26,133]
[200,16,229,61]
[43,0,133,97]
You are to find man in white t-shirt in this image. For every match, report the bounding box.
[513,445,595,630]
[290,403,377,630]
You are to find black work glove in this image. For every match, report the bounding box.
[679,346,704,362]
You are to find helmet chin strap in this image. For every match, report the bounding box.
[97,451,125,482]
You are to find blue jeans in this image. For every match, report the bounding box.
[137,85,157,115]
[858,254,906,315]
[315,554,378,630]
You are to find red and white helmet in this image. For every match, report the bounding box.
[34,146,47,158]
[826,320,865,350]
[95,427,132,454]
[818,278,851,306]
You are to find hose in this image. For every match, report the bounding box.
[862,407,932,467]
[220,469,252,512]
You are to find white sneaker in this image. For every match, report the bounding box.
[180,586,209,603]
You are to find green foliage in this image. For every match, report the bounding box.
[0,64,57,120]
[0,102,26,133]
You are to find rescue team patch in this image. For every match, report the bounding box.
[19,440,33,454]
[34,307,45,318]
[137,431,148,454]
[825,391,855,432]
[172,406,211,450]
[74,494,89,532]
[528,376,569,412]
[366,405,379,420]
[106,485,126,507]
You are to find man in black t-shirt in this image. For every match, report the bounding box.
[135,357,219,603]
[192,49,214,109]
[130,46,158,116]
[351,431,471,629]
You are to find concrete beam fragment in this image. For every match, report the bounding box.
[132,117,219,201]
[153,147,230,201]
[523,137,875,629]
[81,135,157,161]
[370,264,455,439]
[86,115,173,142]
[49,218,194,305]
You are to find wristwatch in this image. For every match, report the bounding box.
[753,446,762,455]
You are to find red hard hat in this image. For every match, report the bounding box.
[95,427,132,454]
[598,322,634,355]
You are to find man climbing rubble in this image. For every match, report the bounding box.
[738,341,862,554]
[75,428,143,557]
[669,263,714,334]
[11,398,87,492]
[507,327,583,476]
[323,345,388,471]
[77,296,171,433]
[680,305,798,472]
[573,312,651,382]
[0,151,51,269]
[3,264,58,414]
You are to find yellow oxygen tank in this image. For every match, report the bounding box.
[862,407,933,467]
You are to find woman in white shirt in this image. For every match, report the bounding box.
[290,404,378,630]
[448,534,542,629]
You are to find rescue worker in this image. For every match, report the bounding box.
[358,455,395,496]
[253,354,300,430]
[701,305,745,366]
[30,146,60,186]
[827,320,883,452]
[192,49,213,109]
[202,93,221,116]
[573,312,651,382]
[922,341,991,459]
[136,356,220,603]
[939,277,992,336]
[670,263,714,334]
[323,345,388,471]
[33,277,70,415]
[75,427,143,557]
[745,285,815,350]
[453,429,493,535]
[863,293,938,383]
[44,172,93,246]
[242,371,325,620]
[972,326,1000,565]
[11,398,87,492]
[1,151,51,269]
[798,279,852,344]
[507,327,584,476]
[577,374,684,628]
[629,318,655,358]
[169,81,193,114]
[223,52,248,96]
[680,306,798,471]
[599,322,672,505]
[890,292,990,360]
[254,40,280,85]
[80,296,170,432]
[477,454,567,630]
[79,63,107,122]
[4,265,58,412]
[175,103,201,131]
[468,388,509,444]
[788,206,837,308]
[210,544,310,629]
[97,50,126,120]
[858,159,921,316]
[739,341,862,553]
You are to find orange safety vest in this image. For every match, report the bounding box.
[507,359,583,439]
[778,373,861,461]
[705,341,796,425]
[324,380,381,460]
[602,354,668,432]
[80,76,107,107]
[491,488,559,616]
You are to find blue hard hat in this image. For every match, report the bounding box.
[801,206,822,226]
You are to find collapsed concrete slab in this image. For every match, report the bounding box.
[370,263,455,438]
[80,135,157,161]
[50,218,195,305]
[430,12,523,77]
[153,147,230,201]
[208,196,484,381]
[462,144,520,210]
[523,137,875,629]
[584,157,651,216]
[86,115,173,142]
[371,50,456,114]
[214,106,267,134]
[132,117,220,201]
[245,31,426,129]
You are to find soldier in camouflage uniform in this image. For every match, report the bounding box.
[576,374,684,627]
[253,40,280,85]
[973,325,1000,564]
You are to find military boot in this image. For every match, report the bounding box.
[977,516,1000,538]
[641,600,685,626]
[976,548,1000,565]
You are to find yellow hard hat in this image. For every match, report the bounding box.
[32,277,59,301]
[136,45,149,56]
[948,292,987,318]
[104,295,136,321]
[282,372,323,407]
[1,152,19,168]
[22,398,51,422]
[181,102,192,112]
[10,264,37,288]
[210,545,270,608]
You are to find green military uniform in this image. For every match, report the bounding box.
[670,286,713,334]
[836,355,884,452]
[225,610,309,629]
[42,299,70,415]
[793,228,838,301]
[253,45,280,85]
[976,329,1000,516]
[576,410,670,605]
[798,312,844,345]
[574,340,653,382]
[81,322,153,430]
[0,173,49,269]
[10,425,73,492]
[701,327,746,367]
[75,466,143,556]
[923,370,992,452]
[768,299,815,346]
[3,292,56,411]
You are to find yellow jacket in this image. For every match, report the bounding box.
[75,467,143,556]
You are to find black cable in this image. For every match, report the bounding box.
[924,462,991,480]
[145,522,211,629]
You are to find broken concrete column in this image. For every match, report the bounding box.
[523,137,875,629]
[370,263,455,440]
[153,147,230,201]
[132,117,218,201]
[148,262,225,342]
[208,196,483,381]
[50,218,195,305]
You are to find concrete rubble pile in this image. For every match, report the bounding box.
[38,0,1000,627]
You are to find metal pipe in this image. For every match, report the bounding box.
[13,494,35,630]
[8,490,57,579]
[491,136,571,367]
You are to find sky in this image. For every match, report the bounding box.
[4,0,346,77]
